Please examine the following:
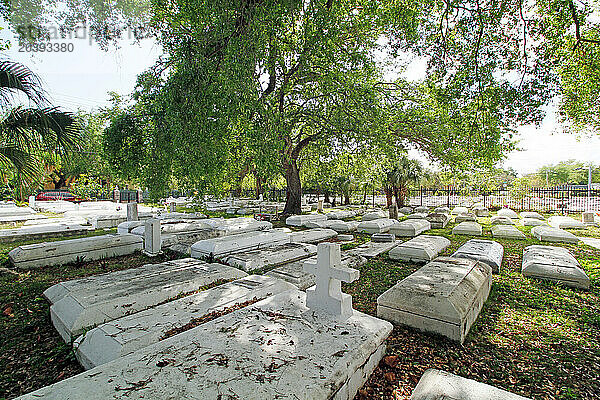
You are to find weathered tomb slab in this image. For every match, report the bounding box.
[522,245,590,289]
[208,217,273,235]
[426,212,451,228]
[0,223,92,243]
[452,239,504,273]
[329,220,360,232]
[398,206,413,214]
[285,213,327,227]
[361,210,388,221]
[490,215,515,225]
[223,242,317,272]
[289,228,338,244]
[521,218,547,227]
[472,206,490,217]
[266,253,367,290]
[548,216,585,229]
[411,369,532,400]
[389,219,431,237]
[414,206,429,213]
[358,218,396,234]
[497,208,519,219]
[116,220,144,234]
[50,259,247,342]
[377,257,492,343]
[491,225,526,240]
[455,213,477,223]
[325,209,357,219]
[74,275,295,369]
[520,211,545,220]
[9,234,142,270]
[451,206,469,215]
[582,211,599,226]
[0,213,48,223]
[346,241,398,258]
[434,206,450,214]
[191,230,290,258]
[531,225,580,244]
[20,290,392,400]
[452,221,483,236]
[407,212,428,219]
[0,206,35,216]
[389,235,450,262]
[372,233,396,243]
[87,214,127,229]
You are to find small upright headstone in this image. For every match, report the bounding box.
[258,194,263,202]
[169,202,176,213]
[126,202,139,222]
[136,189,143,203]
[582,211,597,226]
[317,200,324,213]
[389,203,398,220]
[144,218,161,256]
[113,186,120,203]
[303,243,359,320]
[28,195,36,209]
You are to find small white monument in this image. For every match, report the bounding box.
[144,218,161,256]
[303,243,359,320]
[28,195,36,209]
[126,202,138,222]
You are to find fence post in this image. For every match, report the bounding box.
[420,186,423,206]
[446,186,450,207]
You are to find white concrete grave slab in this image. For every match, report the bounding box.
[0,213,48,223]
[208,217,273,235]
[325,209,357,220]
[19,290,392,400]
[452,239,504,273]
[490,215,515,225]
[285,213,327,227]
[9,234,142,270]
[411,369,532,400]
[49,258,247,342]
[224,242,317,272]
[372,233,396,243]
[329,220,360,233]
[289,228,337,244]
[377,257,492,343]
[491,225,526,240]
[434,206,450,214]
[390,219,431,237]
[74,275,295,369]
[116,220,144,234]
[346,241,398,258]
[191,230,290,258]
[472,206,490,217]
[451,206,469,215]
[521,218,547,227]
[548,216,585,229]
[522,245,590,289]
[361,210,388,221]
[414,206,429,213]
[426,212,451,228]
[0,223,92,243]
[455,213,477,223]
[452,221,483,236]
[0,206,35,217]
[399,206,413,214]
[531,225,580,244]
[357,218,396,234]
[267,252,366,290]
[497,208,519,219]
[520,211,544,220]
[389,235,451,262]
[87,214,127,229]
[407,212,428,219]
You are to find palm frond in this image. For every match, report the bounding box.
[0,145,43,187]
[0,60,47,108]
[0,107,83,153]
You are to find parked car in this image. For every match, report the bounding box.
[35,191,85,203]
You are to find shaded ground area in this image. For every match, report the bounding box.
[0,213,599,399]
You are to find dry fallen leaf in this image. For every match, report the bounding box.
[3,306,14,317]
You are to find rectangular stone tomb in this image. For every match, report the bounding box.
[452,239,504,273]
[520,211,544,220]
[346,241,397,258]
[73,275,295,369]
[191,230,290,258]
[209,217,273,235]
[497,208,519,219]
[491,225,526,240]
[289,228,337,244]
[329,220,360,233]
[266,253,367,290]
[372,233,395,243]
[377,257,492,343]
[285,213,327,227]
[116,220,144,234]
[490,215,515,225]
[452,221,482,236]
[0,223,92,243]
[87,214,127,229]
[223,242,317,272]
[531,225,580,244]
[522,245,590,289]
[0,206,35,216]
[361,210,388,221]
[389,235,450,262]
[389,219,431,237]
[49,259,247,342]
[521,218,547,227]
[325,210,356,220]
[9,234,143,270]
[412,369,532,400]
[548,216,585,229]
[357,218,396,234]
[426,212,450,228]
[407,212,428,219]
[20,290,392,400]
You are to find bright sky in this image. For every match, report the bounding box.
[2,24,599,177]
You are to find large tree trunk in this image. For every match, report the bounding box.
[344,194,350,205]
[283,158,302,215]
[255,175,263,199]
[384,187,393,207]
[324,191,330,203]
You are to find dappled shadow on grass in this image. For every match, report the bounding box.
[0,251,178,399]
[350,237,600,400]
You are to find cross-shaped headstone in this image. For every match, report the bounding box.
[303,243,359,320]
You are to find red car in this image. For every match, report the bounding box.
[35,191,85,203]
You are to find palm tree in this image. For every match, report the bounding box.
[0,59,81,199]
[383,156,423,207]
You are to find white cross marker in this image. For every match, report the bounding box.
[303,242,359,319]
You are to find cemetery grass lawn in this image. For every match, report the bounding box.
[346,226,600,400]
[0,248,178,400]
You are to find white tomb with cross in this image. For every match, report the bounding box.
[303,242,359,319]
